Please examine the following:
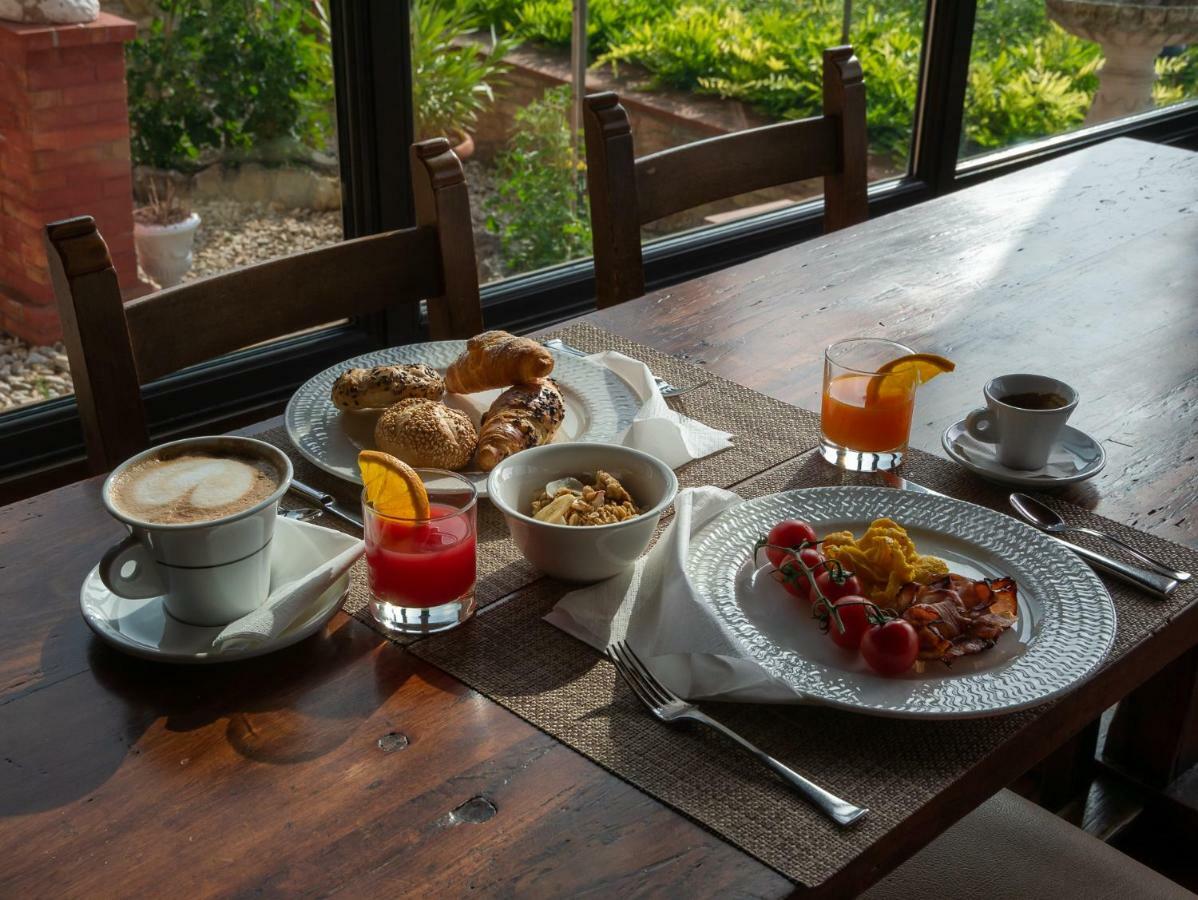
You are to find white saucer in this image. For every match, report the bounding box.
[80,557,349,665]
[942,419,1106,488]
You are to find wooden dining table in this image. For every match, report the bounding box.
[1,137,1194,898]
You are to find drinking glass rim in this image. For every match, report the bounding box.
[824,337,915,377]
[361,467,478,524]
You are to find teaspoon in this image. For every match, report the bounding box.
[1010,493,1190,583]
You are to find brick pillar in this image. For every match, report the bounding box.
[0,12,144,346]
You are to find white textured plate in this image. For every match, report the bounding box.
[285,341,642,493]
[686,486,1115,718]
[942,419,1106,487]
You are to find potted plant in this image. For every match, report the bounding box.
[132,180,200,289]
[411,0,514,158]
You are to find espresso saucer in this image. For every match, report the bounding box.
[80,523,350,664]
[942,419,1106,488]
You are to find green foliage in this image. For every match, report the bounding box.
[411,0,516,139]
[486,86,592,273]
[463,0,1198,165]
[126,0,334,170]
[462,0,675,53]
[963,26,1099,151]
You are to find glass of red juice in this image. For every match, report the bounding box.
[362,468,477,635]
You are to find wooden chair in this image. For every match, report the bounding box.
[45,137,485,475]
[583,45,868,309]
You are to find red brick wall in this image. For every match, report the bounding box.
[0,13,140,345]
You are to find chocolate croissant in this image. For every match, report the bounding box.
[476,379,565,471]
[445,331,554,394]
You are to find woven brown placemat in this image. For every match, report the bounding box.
[409,446,1198,887]
[252,325,822,641]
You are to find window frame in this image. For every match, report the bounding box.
[2,0,1196,499]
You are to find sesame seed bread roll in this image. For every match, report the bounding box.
[476,379,565,472]
[444,331,554,394]
[331,363,444,411]
[374,399,478,471]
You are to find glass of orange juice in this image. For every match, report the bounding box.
[820,338,918,472]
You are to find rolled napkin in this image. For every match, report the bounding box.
[586,350,732,469]
[212,517,364,652]
[544,486,799,702]
[954,431,1082,478]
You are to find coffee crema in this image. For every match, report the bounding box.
[999,391,1069,411]
[111,451,281,525]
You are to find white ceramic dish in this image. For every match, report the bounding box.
[285,341,642,495]
[80,519,349,664]
[488,442,678,583]
[685,486,1116,718]
[942,419,1105,488]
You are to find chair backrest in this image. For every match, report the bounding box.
[583,45,868,309]
[45,138,485,474]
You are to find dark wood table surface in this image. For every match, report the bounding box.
[1,138,1194,898]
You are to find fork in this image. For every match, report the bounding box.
[544,339,704,398]
[607,640,868,827]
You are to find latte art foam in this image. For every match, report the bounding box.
[111,452,281,525]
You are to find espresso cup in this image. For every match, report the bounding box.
[965,374,1078,470]
[99,436,293,626]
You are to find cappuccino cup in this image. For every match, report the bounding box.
[100,436,293,626]
[965,374,1078,470]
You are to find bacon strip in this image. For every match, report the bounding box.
[892,575,1018,664]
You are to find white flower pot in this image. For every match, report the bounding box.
[134,213,201,289]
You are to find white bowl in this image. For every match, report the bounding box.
[487,443,679,583]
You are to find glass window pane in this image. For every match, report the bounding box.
[961,0,1198,161]
[0,0,342,416]
[436,0,925,282]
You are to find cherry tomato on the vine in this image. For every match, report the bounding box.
[861,619,919,676]
[779,548,825,602]
[825,596,872,650]
[764,519,818,569]
[815,568,862,603]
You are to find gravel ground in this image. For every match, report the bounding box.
[0,185,509,414]
[0,335,73,412]
[464,159,506,283]
[184,199,343,282]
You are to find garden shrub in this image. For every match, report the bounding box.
[126,0,335,170]
[486,86,592,273]
[411,0,515,140]
[463,0,1198,165]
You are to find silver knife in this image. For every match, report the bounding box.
[288,478,363,530]
[877,472,1179,599]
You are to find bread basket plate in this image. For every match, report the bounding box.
[285,341,642,495]
[686,486,1116,718]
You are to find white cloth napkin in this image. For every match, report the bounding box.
[212,517,364,652]
[544,486,800,703]
[586,350,732,469]
[953,432,1080,478]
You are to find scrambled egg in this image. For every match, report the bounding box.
[822,517,948,606]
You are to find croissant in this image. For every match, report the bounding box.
[444,331,554,394]
[476,379,565,471]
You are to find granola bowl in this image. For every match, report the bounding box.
[487,443,678,583]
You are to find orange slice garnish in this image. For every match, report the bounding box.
[358,450,430,519]
[868,353,955,401]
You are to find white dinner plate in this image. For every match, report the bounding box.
[685,486,1116,718]
[285,341,642,494]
